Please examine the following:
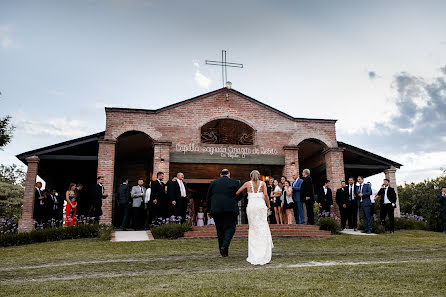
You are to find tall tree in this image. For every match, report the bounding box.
[0,115,14,149]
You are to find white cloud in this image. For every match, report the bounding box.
[48,90,66,96]
[15,117,88,138]
[0,25,18,49]
[194,70,211,90]
[192,60,212,90]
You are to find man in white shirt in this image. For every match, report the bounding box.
[375,178,397,234]
[169,172,189,223]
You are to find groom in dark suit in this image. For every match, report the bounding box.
[206,169,241,257]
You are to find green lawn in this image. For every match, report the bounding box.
[1,231,446,296]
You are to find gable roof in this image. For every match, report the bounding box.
[105,87,337,123]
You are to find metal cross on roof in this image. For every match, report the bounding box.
[205,50,243,88]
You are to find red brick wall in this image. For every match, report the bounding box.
[97,139,116,224]
[105,89,338,151]
[324,148,345,216]
[18,156,39,232]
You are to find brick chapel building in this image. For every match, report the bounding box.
[17,86,402,230]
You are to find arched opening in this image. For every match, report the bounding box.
[201,119,254,145]
[114,131,154,227]
[298,138,328,192]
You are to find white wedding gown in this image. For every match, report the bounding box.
[246,181,274,265]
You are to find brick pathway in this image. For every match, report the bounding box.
[184,224,331,239]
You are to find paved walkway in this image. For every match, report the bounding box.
[112,231,154,242]
[340,229,377,236]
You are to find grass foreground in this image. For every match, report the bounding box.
[1,230,446,296]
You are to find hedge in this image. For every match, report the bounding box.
[151,223,192,239]
[0,224,113,247]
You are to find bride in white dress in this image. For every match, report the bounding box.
[236,170,274,265]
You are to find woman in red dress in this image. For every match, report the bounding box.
[65,183,77,226]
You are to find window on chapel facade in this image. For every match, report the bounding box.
[201,119,254,145]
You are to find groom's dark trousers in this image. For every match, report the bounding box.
[206,175,241,253]
[213,213,237,250]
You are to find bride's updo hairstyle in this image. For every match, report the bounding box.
[250,170,260,181]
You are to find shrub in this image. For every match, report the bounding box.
[397,172,446,232]
[0,224,110,247]
[317,217,340,234]
[98,224,113,241]
[151,223,192,239]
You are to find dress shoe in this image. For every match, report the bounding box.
[220,248,228,257]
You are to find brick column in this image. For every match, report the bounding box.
[97,139,116,224]
[323,147,345,217]
[153,141,171,181]
[18,156,40,232]
[283,146,299,180]
[384,166,400,217]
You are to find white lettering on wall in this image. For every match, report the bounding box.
[175,143,278,159]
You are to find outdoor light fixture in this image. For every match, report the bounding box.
[291,161,296,166]
[160,158,165,164]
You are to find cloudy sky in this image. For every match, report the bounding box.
[1,0,446,187]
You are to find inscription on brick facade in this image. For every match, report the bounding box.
[175,143,278,159]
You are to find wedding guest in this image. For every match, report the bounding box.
[131,178,146,230]
[357,176,372,233]
[196,207,205,226]
[75,184,87,221]
[368,182,377,217]
[166,176,177,219]
[300,169,315,225]
[317,180,333,216]
[207,213,215,225]
[375,179,397,234]
[271,179,283,224]
[48,188,61,227]
[291,173,304,224]
[347,177,358,230]
[151,172,166,223]
[33,182,45,225]
[93,176,108,223]
[144,181,151,227]
[169,172,189,223]
[280,176,288,222]
[267,178,276,224]
[281,180,295,224]
[336,181,348,230]
[438,186,446,234]
[65,183,77,226]
[116,177,131,231]
[41,189,51,227]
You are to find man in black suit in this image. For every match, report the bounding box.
[300,169,315,225]
[48,188,62,227]
[33,182,45,226]
[335,181,349,230]
[169,172,189,223]
[116,177,131,230]
[375,178,397,234]
[206,169,241,257]
[150,172,166,223]
[92,176,108,224]
[317,180,333,216]
[346,177,358,230]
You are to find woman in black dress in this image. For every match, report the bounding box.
[281,180,295,224]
